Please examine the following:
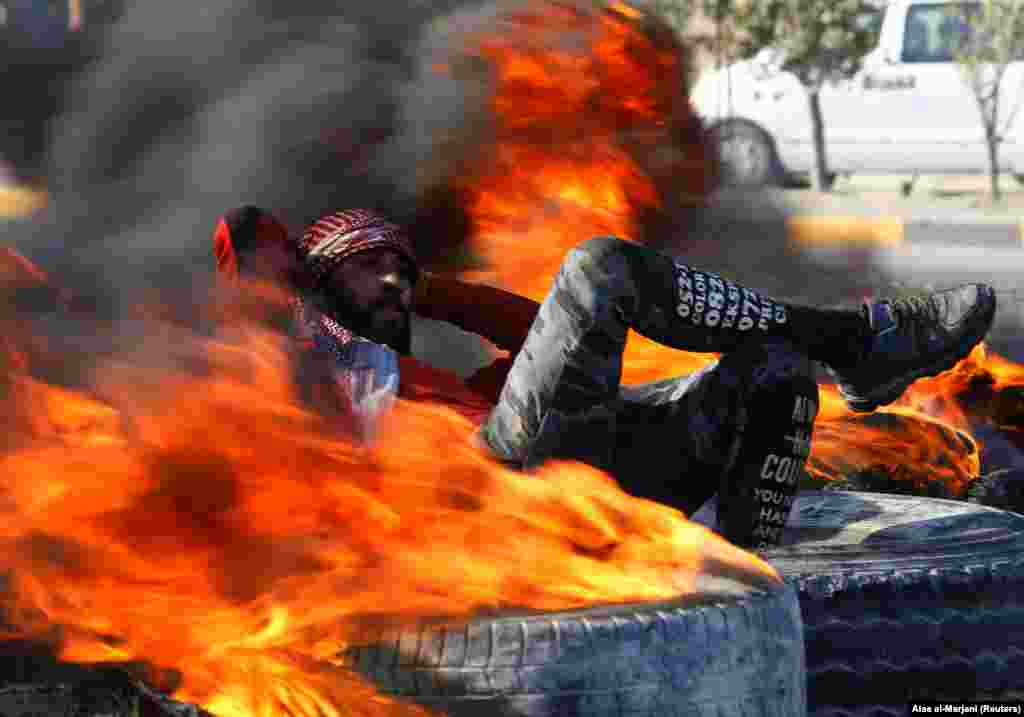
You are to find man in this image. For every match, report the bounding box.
[289,209,532,437]
[212,206,520,430]
[257,208,997,550]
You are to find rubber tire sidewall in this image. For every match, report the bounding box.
[344,581,807,717]
[708,119,785,188]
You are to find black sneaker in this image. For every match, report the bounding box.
[828,284,996,413]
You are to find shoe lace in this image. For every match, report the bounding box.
[895,293,939,319]
[890,293,940,343]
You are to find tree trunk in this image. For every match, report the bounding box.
[986,128,1002,202]
[806,89,831,192]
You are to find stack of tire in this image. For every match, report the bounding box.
[771,491,1024,715]
[345,491,1024,716]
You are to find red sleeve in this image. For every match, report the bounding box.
[463,356,514,406]
[398,356,495,426]
[413,274,539,355]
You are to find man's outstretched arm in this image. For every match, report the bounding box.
[413,272,540,356]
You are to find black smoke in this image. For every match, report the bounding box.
[8,0,498,315]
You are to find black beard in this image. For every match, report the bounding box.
[320,291,412,354]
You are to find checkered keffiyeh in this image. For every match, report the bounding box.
[293,295,358,360]
[298,209,418,289]
[293,295,401,441]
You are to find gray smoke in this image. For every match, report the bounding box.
[10,0,494,313]
[660,190,893,307]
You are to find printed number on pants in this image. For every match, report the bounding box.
[675,265,788,330]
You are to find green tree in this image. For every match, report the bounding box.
[710,0,879,191]
[641,0,697,36]
[699,0,744,69]
[949,0,1024,202]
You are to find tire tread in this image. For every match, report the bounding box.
[771,492,1024,711]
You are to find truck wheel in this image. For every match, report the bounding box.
[344,579,806,716]
[765,490,1024,714]
[708,120,785,188]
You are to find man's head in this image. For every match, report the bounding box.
[298,210,419,353]
[213,206,297,286]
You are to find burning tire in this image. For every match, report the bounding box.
[0,679,209,717]
[766,490,1024,714]
[344,580,806,716]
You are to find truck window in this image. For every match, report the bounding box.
[905,1,974,62]
[902,2,985,63]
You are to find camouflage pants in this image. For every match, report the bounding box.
[478,237,820,548]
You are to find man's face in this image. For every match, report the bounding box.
[321,248,415,349]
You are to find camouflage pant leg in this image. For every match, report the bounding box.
[478,239,636,471]
[478,237,818,548]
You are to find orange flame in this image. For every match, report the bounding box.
[804,344,1024,497]
[0,5,778,713]
[0,1,1021,715]
[0,304,777,716]
[447,0,714,385]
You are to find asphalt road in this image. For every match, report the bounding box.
[803,231,1024,360]
[688,187,1023,360]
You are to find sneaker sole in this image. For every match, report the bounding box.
[841,291,997,413]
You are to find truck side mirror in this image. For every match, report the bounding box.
[754,48,775,66]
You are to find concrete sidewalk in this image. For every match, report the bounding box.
[698,177,1023,361]
[700,176,1023,250]
[787,173,1024,217]
[776,174,1024,248]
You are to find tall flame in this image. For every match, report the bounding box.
[448,0,715,382]
[0,4,764,713]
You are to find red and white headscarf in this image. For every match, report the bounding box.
[297,209,418,290]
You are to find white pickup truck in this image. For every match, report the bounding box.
[689,0,1024,185]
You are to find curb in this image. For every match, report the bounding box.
[787,215,1024,248]
[787,215,1024,318]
